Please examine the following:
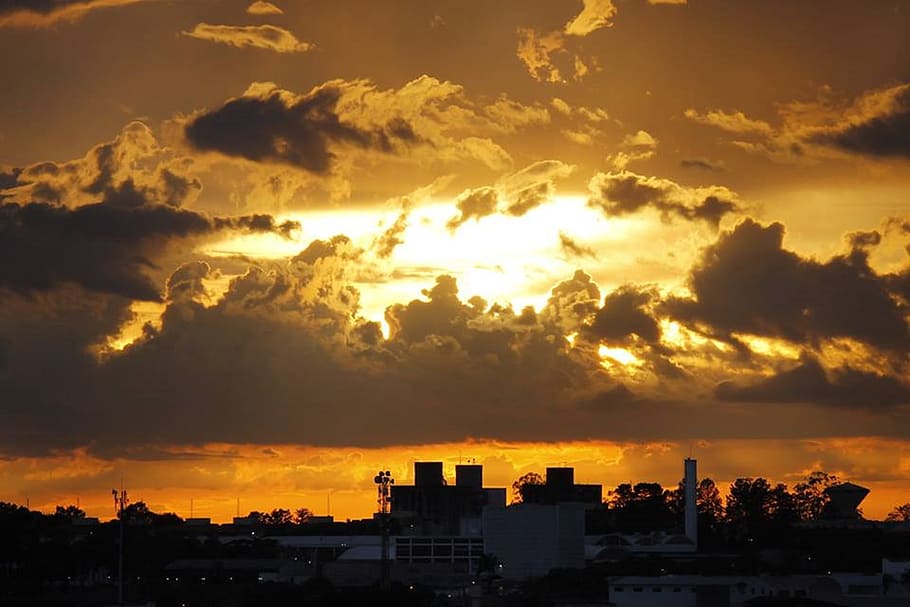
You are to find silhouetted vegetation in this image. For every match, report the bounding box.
[886,502,910,521]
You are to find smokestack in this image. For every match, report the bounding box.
[685,458,697,548]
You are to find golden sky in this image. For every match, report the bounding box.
[1,0,909,522]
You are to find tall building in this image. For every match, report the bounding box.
[390,461,506,536]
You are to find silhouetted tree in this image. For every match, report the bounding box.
[886,503,910,522]
[608,482,675,531]
[793,471,839,521]
[698,478,724,524]
[263,508,293,525]
[725,478,797,542]
[119,501,182,525]
[769,482,798,524]
[53,504,86,521]
[294,507,314,524]
[607,483,635,509]
[511,472,543,504]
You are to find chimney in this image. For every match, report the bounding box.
[685,458,697,548]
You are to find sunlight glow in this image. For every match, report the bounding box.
[198,196,666,325]
[598,344,642,366]
[103,300,165,352]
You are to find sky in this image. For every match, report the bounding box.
[1,0,909,522]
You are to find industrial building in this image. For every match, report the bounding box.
[389,461,507,536]
[520,466,603,506]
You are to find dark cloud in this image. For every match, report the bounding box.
[587,170,739,226]
[716,357,910,408]
[558,232,596,259]
[846,229,881,250]
[680,158,724,172]
[373,211,408,258]
[0,265,609,455]
[446,160,573,227]
[446,187,498,229]
[666,219,910,353]
[811,84,910,159]
[587,285,661,344]
[184,82,422,174]
[0,201,299,301]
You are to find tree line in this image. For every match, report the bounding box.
[512,470,910,537]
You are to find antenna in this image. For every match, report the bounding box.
[112,484,129,606]
[190,498,194,519]
[373,470,394,592]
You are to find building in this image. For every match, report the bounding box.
[608,573,892,607]
[520,467,602,506]
[482,502,586,580]
[390,461,506,536]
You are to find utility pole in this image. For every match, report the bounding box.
[374,470,394,592]
[112,486,129,606]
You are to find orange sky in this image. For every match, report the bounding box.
[0,0,908,521]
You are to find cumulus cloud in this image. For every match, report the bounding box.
[0,263,625,455]
[0,122,297,301]
[809,83,910,159]
[665,219,910,353]
[445,160,574,228]
[246,1,283,15]
[2,121,200,209]
[446,187,499,230]
[182,23,313,54]
[0,0,146,28]
[587,170,740,225]
[184,77,543,176]
[0,200,298,301]
[587,285,661,344]
[609,130,658,169]
[686,83,910,162]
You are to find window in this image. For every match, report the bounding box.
[614,587,624,592]
[652,587,662,592]
[633,587,643,592]
[672,587,681,592]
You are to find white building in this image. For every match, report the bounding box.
[608,573,895,607]
[482,502,586,580]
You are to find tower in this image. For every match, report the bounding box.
[684,458,697,548]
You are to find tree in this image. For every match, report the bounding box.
[769,483,798,524]
[54,505,86,521]
[793,471,839,521]
[886,503,910,522]
[725,477,773,538]
[511,472,543,504]
[697,478,724,524]
[120,501,182,525]
[607,483,635,510]
[608,482,675,532]
[294,507,314,524]
[263,508,293,525]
